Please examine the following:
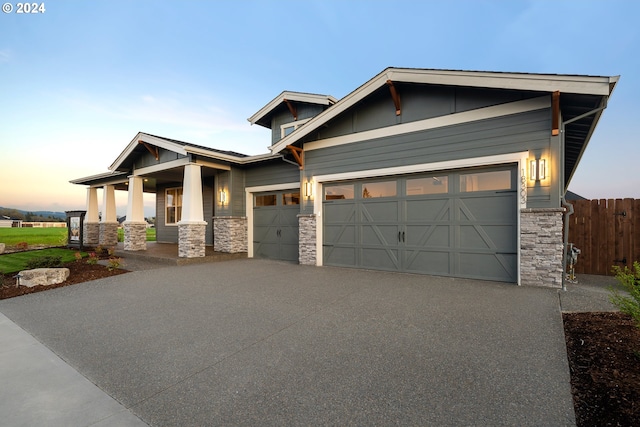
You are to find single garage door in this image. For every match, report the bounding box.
[253,190,300,262]
[323,165,518,282]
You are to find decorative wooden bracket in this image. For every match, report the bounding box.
[284,99,298,121]
[552,91,560,136]
[138,140,159,160]
[286,145,304,170]
[386,80,401,116]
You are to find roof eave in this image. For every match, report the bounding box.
[248,91,337,127]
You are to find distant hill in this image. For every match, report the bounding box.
[0,207,66,222]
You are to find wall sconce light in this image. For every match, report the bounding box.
[304,181,313,198]
[219,190,227,205]
[529,158,546,181]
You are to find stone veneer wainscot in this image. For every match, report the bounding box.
[298,214,316,266]
[213,217,247,253]
[520,208,565,288]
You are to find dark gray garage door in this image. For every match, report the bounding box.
[253,190,300,262]
[323,166,518,282]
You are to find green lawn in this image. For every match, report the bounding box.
[0,248,85,274]
[117,228,156,242]
[0,227,67,246]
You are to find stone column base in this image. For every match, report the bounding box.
[298,214,316,265]
[99,222,119,247]
[83,221,100,246]
[520,208,565,288]
[212,217,247,253]
[178,221,208,258]
[123,221,147,251]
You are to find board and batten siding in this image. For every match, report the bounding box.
[302,108,554,214]
[156,178,215,245]
[303,86,540,143]
[271,103,325,145]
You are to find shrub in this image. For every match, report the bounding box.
[86,252,98,265]
[106,257,123,271]
[609,261,640,328]
[25,255,63,269]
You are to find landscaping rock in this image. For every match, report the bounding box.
[0,243,4,254]
[18,268,70,288]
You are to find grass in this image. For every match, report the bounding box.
[117,228,156,242]
[0,227,67,246]
[0,248,85,275]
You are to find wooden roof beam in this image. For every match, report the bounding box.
[138,140,159,160]
[552,91,560,136]
[286,145,304,170]
[386,80,401,116]
[284,99,298,121]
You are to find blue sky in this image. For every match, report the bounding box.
[1,0,638,215]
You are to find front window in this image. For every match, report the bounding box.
[166,188,183,224]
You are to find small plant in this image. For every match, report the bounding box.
[15,242,28,251]
[107,247,115,256]
[609,261,640,328]
[106,257,123,271]
[74,251,82,261]
[25,255,63,269]
[86,252,98,265]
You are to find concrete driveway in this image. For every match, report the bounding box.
[0,259,576,426]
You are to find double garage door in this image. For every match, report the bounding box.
[323,166,518,282]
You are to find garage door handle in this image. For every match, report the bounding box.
[402,231,405,242]
[398,231,401,242]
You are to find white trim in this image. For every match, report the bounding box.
[134,157,190,176]
[280,118,311,138]
[245,182,300,258]
[270,67,617,154]
[248,91,337,125]
[312,152,528,285]
[164,187,183,226]
[195,159,231,171]
[305,96,550,152]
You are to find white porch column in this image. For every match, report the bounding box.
[178,163,207,258]
[83,187,100,246]
[123,176,147,251]
[99,185,118,246]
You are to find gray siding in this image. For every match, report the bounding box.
[135,147,186,169]
[304,86,536,142]
[156,178,215,245]
[244,160,300,188]
[302,108,554,213]
[271,103,325,145]
[215,167,246,217]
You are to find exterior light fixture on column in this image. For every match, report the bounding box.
[304,181,313,198]
[219,190,227,205]
[529,158,546,181]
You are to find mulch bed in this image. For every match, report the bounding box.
[564,311,640,426]
[0,260,128,300]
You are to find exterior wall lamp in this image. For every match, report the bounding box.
[529,158,546,181]
[304,181,313,198]
[219,189,227,205]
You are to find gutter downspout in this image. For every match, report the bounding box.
[560,100,607,291]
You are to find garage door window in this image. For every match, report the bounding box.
[362,181,396,198]
[460,170,511,192]
[282,192,300,205]
[325,184,354,200]
[255,194,277,206]
[406,176,448,195]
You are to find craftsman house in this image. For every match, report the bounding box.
[72,67,618,287]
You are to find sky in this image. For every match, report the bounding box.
[1,0,639,216]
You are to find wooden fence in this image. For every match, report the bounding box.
[567,199,640,275]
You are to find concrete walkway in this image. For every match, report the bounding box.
[0,259,619,426]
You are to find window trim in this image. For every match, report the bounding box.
[165,187,183,226]
[280,118,311,138]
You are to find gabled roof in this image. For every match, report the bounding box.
[248,91,338,128]
[269,67,619,189]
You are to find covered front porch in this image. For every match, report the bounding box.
[111,241,246,267]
